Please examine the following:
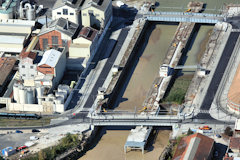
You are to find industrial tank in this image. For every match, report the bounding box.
[55,91,67,100]
[36,86,44,98]
[24,3,35,20]
[19,86,27,104]
[26,87,35,104]
[46,94,55,101]
[58,84,70,95]
[54,96,64,104]
[13,83,19,103]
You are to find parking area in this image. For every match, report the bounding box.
[0,132,42,151]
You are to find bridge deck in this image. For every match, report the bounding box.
[145,12,224,24]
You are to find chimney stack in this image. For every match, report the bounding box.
[66,18,69,30]
[45,15,48,28]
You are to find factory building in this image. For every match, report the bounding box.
[0,57,16,94]
[38,17,79,50]
[0,0,36,20]
[69,26,98,58]
[37,48,66,89]
[0,19,35,53]
[52,0,84,25]
[81,0,112,29]
[0,0,19,20]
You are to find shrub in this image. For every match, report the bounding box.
[224,126,233,137]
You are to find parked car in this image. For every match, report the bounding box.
[15,130,23,133]
[199,125,211,130]
[32,129,40,133]
[216,134,221,138]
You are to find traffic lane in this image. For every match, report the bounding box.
[83,28,130,109]
[200,32,239,110]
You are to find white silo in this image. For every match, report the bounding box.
[19,1,24,19]
[58,84,70,95]
[25,3,35,20]
[13,83,19,103]
[54,96,64,104]
[19,86,27,104]
[26,87,35,104]
[55,91,67,100]
[36,86,44,98]
[46,94,55,101]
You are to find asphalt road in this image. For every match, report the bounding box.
[196,32,239,119]
[82,28,129,109]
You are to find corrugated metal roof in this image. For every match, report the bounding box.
[38,49,62,68]
[78,27,98,41]
[0,35,25,44]
[38,18,79,38]
[0,57,16,86]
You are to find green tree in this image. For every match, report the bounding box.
[187,128,194,135]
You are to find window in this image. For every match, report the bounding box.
[22,74,26,77]
[30,66,34,69]
[83,13,87,16]
[42,38,48,50]
[52,36,59,46]
[62,40,67,47]
[22,65,25,68]
[70,13,74,15]
[57,12,61,15]
[63,9,68,15]
[31,74,34,77]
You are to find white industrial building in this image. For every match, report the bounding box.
[0,19,35,53]
[10,83,70,113]
[36,49,66,89]
[69,26,99,58]
[52,0,84,25]
[19,51,38,83]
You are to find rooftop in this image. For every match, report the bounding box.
[81,0,111,12]
[38,18,79,38]
[78,27,98,42]
[173,133,214,160]
[53,0,85,11]
[230,137,240,150]
[38,49,62,68]
[0,57,16,86]
[19,52,37,60]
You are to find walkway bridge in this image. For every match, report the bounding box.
[144,12,225,24]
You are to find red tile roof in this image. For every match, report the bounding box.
[173,133,214,160]
[230,137,240,150]
[78,27,98,41]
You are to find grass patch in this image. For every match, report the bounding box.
[162,75,193,104]
[0,117,51,127]
[23,133,84,160]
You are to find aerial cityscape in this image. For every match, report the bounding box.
[1,0,240,159]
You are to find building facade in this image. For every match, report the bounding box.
[81,0,112,29]
[69,26,98,58]
[52,0,84,25]
[38,18,79,50]
[19,52,38,80]
[37,49,66,88]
